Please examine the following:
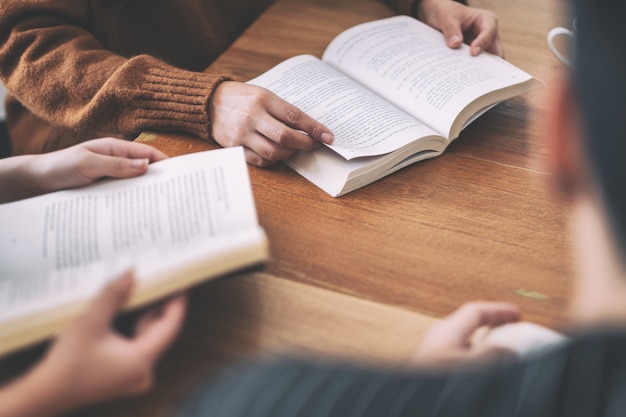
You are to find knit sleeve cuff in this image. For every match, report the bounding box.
[117,57,231,141]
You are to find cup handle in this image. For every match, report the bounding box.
[547,27,573,68]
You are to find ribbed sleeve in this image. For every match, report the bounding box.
[0,0,233,154]
[94,57,230,141]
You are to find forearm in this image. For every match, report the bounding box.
[0,2,228,142]
[0,362,70,417]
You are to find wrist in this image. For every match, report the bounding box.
[0,359,73,417]
[0,154,47,203]
[206,79,235,144]
[17,153,58,196]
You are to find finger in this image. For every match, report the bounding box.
[242,136,298,167]
[438,302,521,345]
[466,15,500,56]
[469,31,497,57]
[483,36,505,58]
[82,138,168,163]
[265,97,334,145]
[79,152,152,181]
[438,15,464,49]
[256,115,323,151]
[134,295,187,360]
[133,295,184,335]
[80,271,135,332]
[243,148,272,168]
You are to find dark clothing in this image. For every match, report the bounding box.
[177,330,626,417]
[0,122,10,159]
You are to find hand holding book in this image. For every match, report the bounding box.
[248,16,542,196]
[0,143,268,357]
[416,0,504,57]
[0,138,167,204]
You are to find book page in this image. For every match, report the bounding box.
[248,54,442,160]
[0,147,261,322]
[286,137,442,197]
[322,16,535,138]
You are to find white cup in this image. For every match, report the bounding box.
[0,83,6,121]
[547,26,574,68]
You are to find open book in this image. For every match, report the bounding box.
[0,147,268,357]
[248,16,543,197]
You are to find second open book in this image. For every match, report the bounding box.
[0,147,268,357]
[249,16,542,197]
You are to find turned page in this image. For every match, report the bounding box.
[248,54,444,160]
[0,147,261,322]
[322,16,536,139]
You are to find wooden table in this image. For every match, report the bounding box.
[4,1,573,416]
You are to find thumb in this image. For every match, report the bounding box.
[84,153,150,181]
[80,271,135,332]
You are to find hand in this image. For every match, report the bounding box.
[33,271,187,414]
[0,138,167,204]
[418,0,504,57]
[36,137,168,193]
[412,302,520,368]
[209,81,334,167]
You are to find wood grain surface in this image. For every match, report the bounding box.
[137,0,573,327]
[0,1,573,416]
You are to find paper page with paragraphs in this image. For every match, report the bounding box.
[322,16,536,139]
[248,54,443,160]
[0,147,265,325]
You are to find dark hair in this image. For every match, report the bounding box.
[573,0,626,259]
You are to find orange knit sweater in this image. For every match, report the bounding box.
[0,0,420,155]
